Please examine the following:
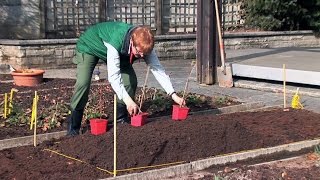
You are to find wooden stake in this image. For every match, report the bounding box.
[283,64,288,111]
[4,93,7,119]
[139,66,150,111]
[8,89,13,115]
[181,62,196,107]
[113,94,117,177]
[33,91,38,147]
[30,97,35,130]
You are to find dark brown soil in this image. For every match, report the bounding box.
[1,109,320,179]
[187,151,320,180]
[0,74,13,81]
[0,78,238,140]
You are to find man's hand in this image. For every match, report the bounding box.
[172,93,186,106]
[124,97,139,116]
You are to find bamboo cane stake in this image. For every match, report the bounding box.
[181,62,196,107]
[139,66,150,111]
[113,94,117,177]
[8,89,13,115]
[34,91,38,147]
[8,88,18,115]
[30,97,35,130]
[4,93,7,119]
[283,64,288,111]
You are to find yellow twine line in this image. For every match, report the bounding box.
[43,149,185,174]
[43,149,113,174]
[116,161,185,172]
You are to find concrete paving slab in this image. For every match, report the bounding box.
[231,47,320,85]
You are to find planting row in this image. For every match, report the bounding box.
[0,78,239,139]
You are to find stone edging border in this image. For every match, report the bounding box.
[104,138,320,180]
[0,101,264,151]
[0,131,66,151]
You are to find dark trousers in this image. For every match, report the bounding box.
[69,51,137,132]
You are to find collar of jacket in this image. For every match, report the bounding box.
[120,26,138,56]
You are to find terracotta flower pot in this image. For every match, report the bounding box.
[11,69,45,87]
[131,112,148,127]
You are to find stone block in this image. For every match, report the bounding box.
[26,49,54,56]
[2,46,25,57]
[23,56,44,66]
[63,50,75,58]
[55,50,63,56]
[43,57,56,65]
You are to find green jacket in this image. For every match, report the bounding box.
[76,22,133,61]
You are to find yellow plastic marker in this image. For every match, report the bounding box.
[113,94,117,177]
[291,88,303,109]
[8,88,18,115]
[4,93,7,119]
[30,97,35,130]
[30,91,39,130]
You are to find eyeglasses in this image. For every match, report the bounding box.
[133,45,144,58]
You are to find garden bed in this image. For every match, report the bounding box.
[171,151,320,179]
[1,108,320,179]
[0,78,239,140]
[208,153,320,179]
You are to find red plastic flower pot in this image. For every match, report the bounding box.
[172,105,190,121]
[131,112,148,127]
[90,119,108,135]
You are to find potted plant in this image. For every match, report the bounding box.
[11,69,45,87]
[171,62,195,121]
[85,86,108,135]
[131,112,148,127]
[172,104,190,121]
[131,66,150,127]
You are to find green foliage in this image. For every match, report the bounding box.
[315,144,320,155]
[243,0,320,31]
[214,174,224,180]
[215,96,231,105]
[4,104,29,127]
[150,91,172,110]
[185,94,207,107]
[39,102,69,131]
[84,86,108,121]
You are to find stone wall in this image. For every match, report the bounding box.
[225,31,320,49]
[0,0,43,39]
[0,35,196,69]
[0,39,76,69]
[0,31,319,70]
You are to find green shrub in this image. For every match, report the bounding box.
[242,0,320,32]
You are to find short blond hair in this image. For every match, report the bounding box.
[131,26,154,55]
